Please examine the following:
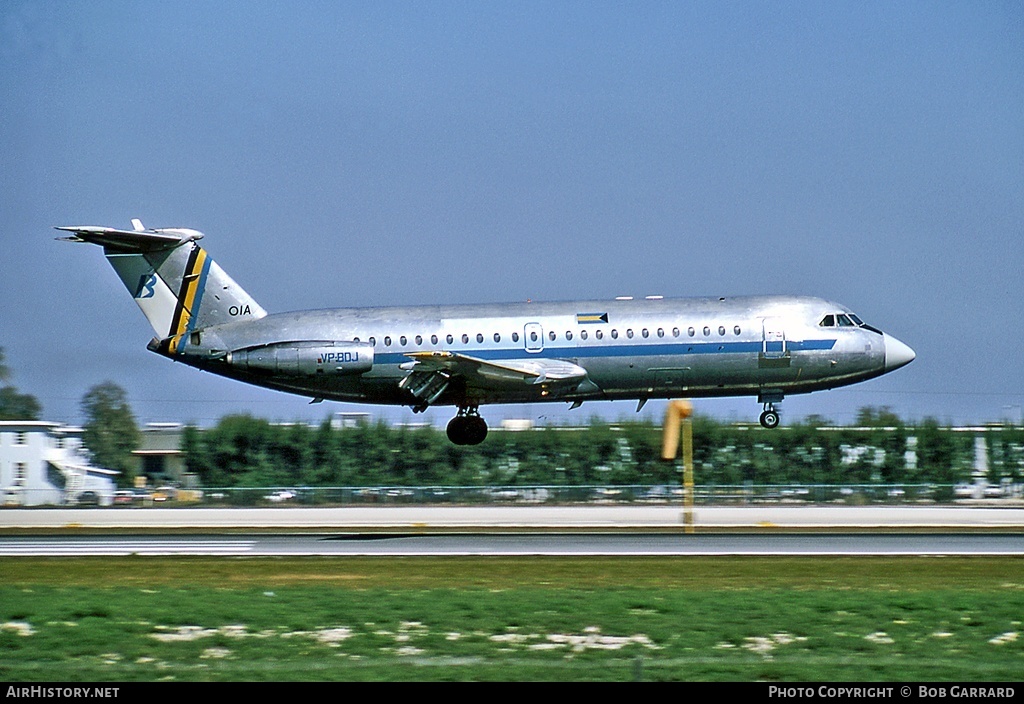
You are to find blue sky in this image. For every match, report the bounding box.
[2,1,1021,429]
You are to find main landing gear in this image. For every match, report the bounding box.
[447,406,488,446]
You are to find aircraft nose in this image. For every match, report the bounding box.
[883,334,916,371]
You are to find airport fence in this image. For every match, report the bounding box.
[7,482,1021,508]
[161,482,1019,507]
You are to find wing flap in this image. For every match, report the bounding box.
[404,351,587,387]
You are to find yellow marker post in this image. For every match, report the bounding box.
[661,400,694,533]
[682,413,694,533]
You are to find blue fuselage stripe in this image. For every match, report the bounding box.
[372,338,835,366]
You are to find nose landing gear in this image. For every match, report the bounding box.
[757,390,783,429]
[447,406,488,446]
[759,403,780,429]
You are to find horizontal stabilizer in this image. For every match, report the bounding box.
[55,225,203,251]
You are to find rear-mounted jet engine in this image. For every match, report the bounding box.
[226,341,373,375]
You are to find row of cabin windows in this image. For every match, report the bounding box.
[357,325,744,348]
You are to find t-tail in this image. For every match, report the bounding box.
[56,220,266,355]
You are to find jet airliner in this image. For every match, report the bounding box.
[59,221,915,445]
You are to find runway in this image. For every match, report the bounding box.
[2,506,1022,557]
[2,504,1023,531]
[1,532,1022,557]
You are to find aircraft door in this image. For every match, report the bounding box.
[762,318,787,359]
[524,322,544,353]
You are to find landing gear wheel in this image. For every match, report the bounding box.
[447,408,488,445]
[447,416,468,445]
[759,409,780,429]
[464,415,488,445]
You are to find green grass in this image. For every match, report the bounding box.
[1,557,1021,681]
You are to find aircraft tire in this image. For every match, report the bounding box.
[446,415,488,445]
[465,416,488,445]
[759,410,780,429]
[447,417,469,445]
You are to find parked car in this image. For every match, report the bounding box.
[152,486,178,502]
[113,490,137,505]
[75,491,101,506]
[264,490,296,503]
[954,483,978,498]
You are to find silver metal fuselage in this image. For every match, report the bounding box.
[170,294,905,409]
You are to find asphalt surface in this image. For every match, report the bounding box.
[2,504,1023,532]
[1,532,1022,556]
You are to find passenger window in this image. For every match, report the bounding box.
[530,331,538,342]
[566,331,573,340]
[512,332,519,342]
[596,330,603,339]
[688,327,695,337]
[718,326,726,336]
[734,326,741,335]
[446,334,454,344]
[549,331,556,341]
[703,326,710,336]
[580,330,588,340]
[626,329,634,339]
[462,334,469,344]
[611,329,619,339]
[431,334,438,345]
[353,337,360,342]
[415,335,422,345]
[384,336,392,347]
[657,328,664,338]
[493,333,501,343]
[400,336,407,346]
[476,333,484,343]
[369,337,376,346]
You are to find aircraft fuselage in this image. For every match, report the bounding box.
[170,295,903,408]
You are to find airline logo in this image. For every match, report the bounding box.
[135,274,157,299]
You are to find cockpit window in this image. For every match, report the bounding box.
[822,311,883,334]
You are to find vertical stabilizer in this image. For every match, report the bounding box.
[56,222,266,349]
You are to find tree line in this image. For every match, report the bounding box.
[180,411,1024,492]
[3,346,1020,492]
[0,348,41,421]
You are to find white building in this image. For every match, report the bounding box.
[0,421,119,506]
[131,422,188,484]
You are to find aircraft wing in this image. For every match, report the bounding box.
[398,351,588,406]
[404,351,587,385]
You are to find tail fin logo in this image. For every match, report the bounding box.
[135,274,157,299]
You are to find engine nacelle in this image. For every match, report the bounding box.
[225,341,373,376]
